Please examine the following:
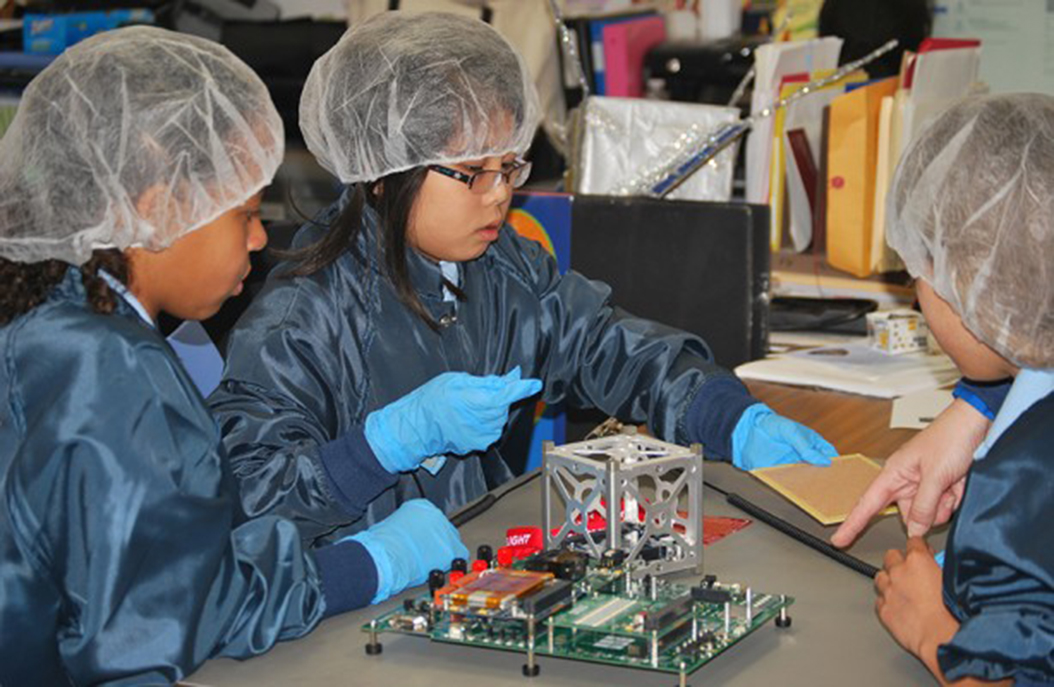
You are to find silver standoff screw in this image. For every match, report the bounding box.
[523,615,540,677]
[776,594,792,629]
[365,619,383,656]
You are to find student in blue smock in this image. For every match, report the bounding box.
[868,94,1054,685]
[0,27,464,686]
[210,11,837,552]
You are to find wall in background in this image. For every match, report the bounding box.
[272,0,347,19]
[934,0,1054,95]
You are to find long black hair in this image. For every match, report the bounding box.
[284,167,464,331]
[0,249,129,326]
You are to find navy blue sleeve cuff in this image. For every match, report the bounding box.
[313,539,379,618]
[953,378,1012,421]
[317,427,399,520]
[685,375,759,461]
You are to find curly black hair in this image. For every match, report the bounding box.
[0,249,130,327]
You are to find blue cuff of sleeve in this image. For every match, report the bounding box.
[347,530,394,604]
[313,539,379,617]
[952,379,1011,421]
[318,427,400,517]
[686,375,759,461]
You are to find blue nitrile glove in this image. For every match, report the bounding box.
[365,366,543,474]
[731,403,837,471]
[347,499,469,604]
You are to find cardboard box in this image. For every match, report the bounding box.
[866,309,928,354]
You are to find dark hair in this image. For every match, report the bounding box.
[819,0,932,79]
[0,249,130,326]
[285,167,464,331]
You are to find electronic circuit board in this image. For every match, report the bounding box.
[363,553,793,681]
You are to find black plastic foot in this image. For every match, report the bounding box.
[365,642,383,655]
[522,664,540,677]
[775,615,792,629]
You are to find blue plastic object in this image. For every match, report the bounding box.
[23,10,154,56]
[347,499,468,604]
[731,403,837,471]
[365,366,542,473]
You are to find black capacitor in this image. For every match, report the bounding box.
[428,569,446,595]
[476,544,494,564]
[451,557,468,574]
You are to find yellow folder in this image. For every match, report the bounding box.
[824,77,898,278]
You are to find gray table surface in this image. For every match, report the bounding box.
[189,460,942,686]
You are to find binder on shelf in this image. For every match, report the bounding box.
[587,11,657,95]
[601,14,666,98]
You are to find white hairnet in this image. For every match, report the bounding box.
[299,11,541,184]
[887,93,1054,368]
[0,26,283,266]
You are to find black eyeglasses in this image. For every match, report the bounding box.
[428,159,532,195]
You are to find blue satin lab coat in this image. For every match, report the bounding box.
[0,270,340,686]
[210,197,756,544]
[941,391,1054,684]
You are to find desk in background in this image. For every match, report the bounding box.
[189,383,935,686]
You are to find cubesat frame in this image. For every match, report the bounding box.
[542,433,703,579]
[363,432,794,682]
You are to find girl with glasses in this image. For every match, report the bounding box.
[210,12,837,606]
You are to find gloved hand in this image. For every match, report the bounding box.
[347,499,469,604]
[731,403,836,471]
[365,366,542,473]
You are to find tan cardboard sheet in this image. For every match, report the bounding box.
[750,453,898,525]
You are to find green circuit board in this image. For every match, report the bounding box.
[363,555,793,678]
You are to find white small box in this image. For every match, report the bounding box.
[867,310,929,355]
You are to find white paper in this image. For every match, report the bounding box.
[746,38,842,204]
[890,389,955,429]
[736,343,960,399]
[902,47,981,149]
[870,94,895,271]
[781,85,842,252]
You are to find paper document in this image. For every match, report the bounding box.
[736,342,959,398]
[746,38,842,204]
[890,389,954,429]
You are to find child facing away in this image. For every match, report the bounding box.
[0,26,463,685]
[208,11,838,564]
[873,93,1054,686]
